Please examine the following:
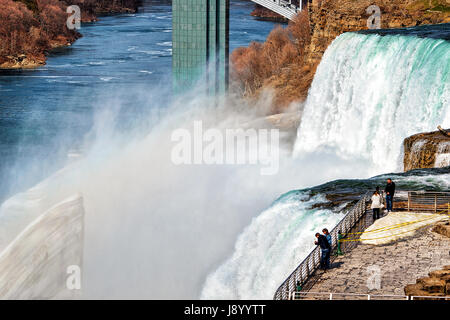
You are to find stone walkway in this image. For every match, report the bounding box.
[306,224,450,298]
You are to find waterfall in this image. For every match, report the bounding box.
[1,25,448,300]
[294,31,450,174]
[202,28,450,300]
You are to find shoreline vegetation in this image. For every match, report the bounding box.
[0,0,141,69]
[234,0,450,113]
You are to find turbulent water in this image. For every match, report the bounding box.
[0,0,278,203]
[200,168,450,299]
[0,0,299,299]
[201,25,450,299]
[294,27,450,175]
[0,4,449,300]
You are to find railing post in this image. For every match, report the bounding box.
[285,284,289,300]
[435,194,437,213]
[300,266,303,285]
[408,192,410,212]
[337,232,343,255]
[306,259,310,277]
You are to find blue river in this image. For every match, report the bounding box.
[0,0,280,201]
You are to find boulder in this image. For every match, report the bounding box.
[432,222,450,238]
[428,269,450,279]
[403,129,450,171]
[441,275,450,283]
[404,283,427,296]
[417,277,446,294]
[404,283,444,298]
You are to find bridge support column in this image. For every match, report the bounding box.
[172,0,229,96]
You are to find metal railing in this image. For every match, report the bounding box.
[395,191,450,213]
[289,291,450,300]
[273,192,371,300]
[273,190,450,300]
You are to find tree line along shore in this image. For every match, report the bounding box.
[1,0,449,112]
[0,0,141,69]
[233,0,450,113]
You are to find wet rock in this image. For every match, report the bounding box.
[403,129,450,171]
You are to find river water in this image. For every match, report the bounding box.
[0,1,448,300]
[0,0,279,202]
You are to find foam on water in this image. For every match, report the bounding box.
[294,32,450,175]
[0,21,449,300]
[202,29,450,299]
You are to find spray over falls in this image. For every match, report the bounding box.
[0,23,449,299]
[294,30,449,175]
[201,28,450,299]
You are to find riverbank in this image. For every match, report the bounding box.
[0,0,278,203]
[0,0,141,69]
[232,0,450,111]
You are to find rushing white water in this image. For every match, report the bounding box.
[2,90,353,299]
[200,170,450,299]
[1,28,449,300]
[201,30,450,300]
[200,192,345,299]
[435,141,450,168]
[294,32,450,175]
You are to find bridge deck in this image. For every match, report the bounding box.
[251,0,302,20]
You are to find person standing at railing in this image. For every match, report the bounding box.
[322,228,332,268]
[322,228,332,246]
[376,186,385,210]
[384,178,396,212]
[371,190,383,220]
[315,232,331,270]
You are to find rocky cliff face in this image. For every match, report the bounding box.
[404,264,450,298]
[0,0,141,69]
[234,0,450,109]
[403,129,450,171]
[306,0,450,66]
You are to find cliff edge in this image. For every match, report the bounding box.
[0,0,141,69]
[403,128,450,171]
[232,0,450,111]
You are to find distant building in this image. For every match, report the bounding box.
[172,0,229,95]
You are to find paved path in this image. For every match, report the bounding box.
[306,224,450,298]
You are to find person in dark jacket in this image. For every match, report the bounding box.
[384,178,396,212]
[322,228,332,247]
[322,229,332,269]
[315,232,331,270]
